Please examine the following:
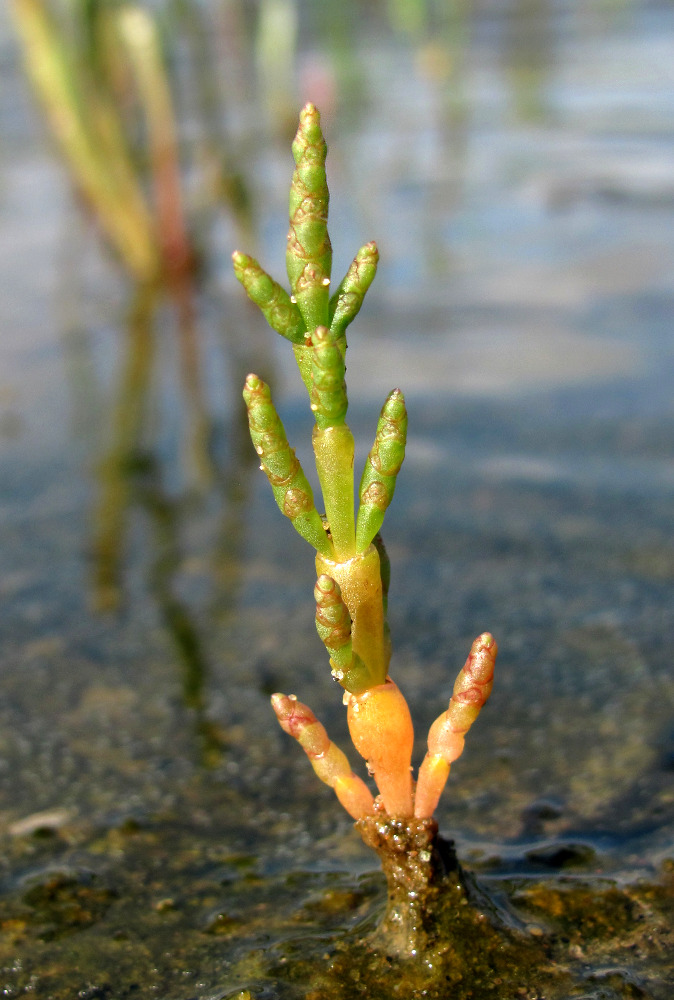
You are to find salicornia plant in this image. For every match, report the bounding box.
[234,104,497,957]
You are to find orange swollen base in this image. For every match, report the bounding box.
[346,680,414,817]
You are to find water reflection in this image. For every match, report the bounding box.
[504,0,554,123]
[86,281,266,763]
[92,287,157,610]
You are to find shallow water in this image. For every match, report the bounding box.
[1,1,673,997]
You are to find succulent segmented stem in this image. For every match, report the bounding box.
[232,251,305,343]
[286,103,332,331]
[310,326,347,429]
[356,389,408,553]
[306,325,355,556]
[414,633,497,819]
[314,574,376,694]
[271,693,375,820]
[312,422,356,559]
[313,427,356,561]
[243,374,332,558]
[316,545,389,685]
[314,574,351,665]
[346,680,415,817]
[329,241,379,338]
[292,331,347,409]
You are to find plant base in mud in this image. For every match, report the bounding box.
[356,811,462,959]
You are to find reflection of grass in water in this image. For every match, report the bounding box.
[89,282,262,768]
[134,457,233,769]
[92,288,156,611]
[91,287,213,612]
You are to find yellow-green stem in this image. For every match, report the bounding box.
[315,545,388,684]
[313,424,355,560]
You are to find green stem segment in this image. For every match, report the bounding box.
[314,575,372,695]
[356,388,407,553]
[233,251,305,343]
[313,424,356,561]
[329,241,379,338]
[243,375,333,558]
[286,103,332,331]
[309,325,355,559]
[292,331,347,403]
[310,326,347,429]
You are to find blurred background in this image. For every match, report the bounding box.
[0,1,673,997]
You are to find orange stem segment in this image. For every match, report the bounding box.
[346,679,414,817]
[414,633,497,819]
[271,693,375,820]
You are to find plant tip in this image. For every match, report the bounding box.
[315,574,337,596]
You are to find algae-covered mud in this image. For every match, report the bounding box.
[1,1,674,997]
[1,815,672,997]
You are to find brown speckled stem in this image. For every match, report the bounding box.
[356,811,463,959]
